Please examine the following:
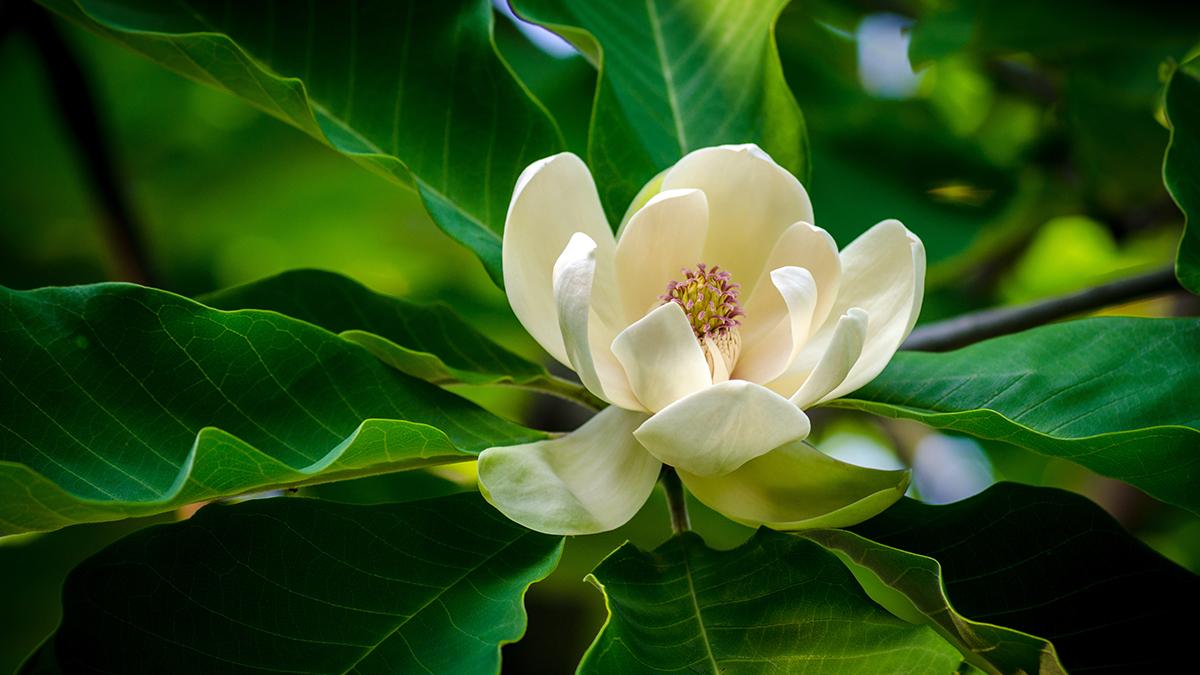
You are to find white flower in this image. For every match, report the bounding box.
[479,144,925,535]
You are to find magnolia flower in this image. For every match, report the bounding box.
[479,144,924,536]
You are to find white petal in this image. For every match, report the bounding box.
[789,308,868,409]
[633,380,810,476]
[678,440,910,530]
[477,407,659,535]
[553,233,608,403]
[823,220,925,400]
[502,153,615,366]
[614,189,709,324]
[611,302,711,412]
[732,266,818,384]
[551,234,644,411]
[745,222,841,327]
[767,220,924,401]
[662,144,814,297]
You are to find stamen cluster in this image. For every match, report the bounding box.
[660,263,744,339]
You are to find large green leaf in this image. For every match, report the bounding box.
[0,283,541,535]
[201,269,596,405]
[579,529,962,673]
[512,0,808,221]
[40,0,565,284]
[1165,53,1200,295]
[25,493,563,674]
[847,483,1200,672]
[799,529,1062,674]
[831,318,1200,514]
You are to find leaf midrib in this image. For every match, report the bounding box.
[678,538,720,674]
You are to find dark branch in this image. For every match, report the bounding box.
[22,3,156,285]
[902,266,1182,352]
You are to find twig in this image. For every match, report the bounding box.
[660,467,691,534]
[902,266,1182,352]
[22,3,156,285]
[521,375,607,411]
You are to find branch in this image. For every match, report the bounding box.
[902,266,1182,352]
[23,4,157,285]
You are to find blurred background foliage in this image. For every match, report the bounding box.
[1,0,1197,672]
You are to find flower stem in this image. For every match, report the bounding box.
[660,467,691,534]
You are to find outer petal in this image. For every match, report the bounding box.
[769,220,924,400]
[633,381,810,476]
[679,440,910,530]
[732,266,817,384]
[661,144,814,298]
[502,153,615,366]
[614,189,709,324]
[822,220,924,400]
[789,308,868,409]
[477,406,659,536]
[611,302,711,412]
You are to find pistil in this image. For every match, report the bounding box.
[660,263,743,379]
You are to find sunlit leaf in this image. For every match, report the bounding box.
[0,283,541,535]
[579,530,962,673]
[40,0,565,284]
[512,0,808,221]
[833,318,1200,514]
[26,493,563,674]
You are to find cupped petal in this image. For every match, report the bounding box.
[822,220,924,400]
[661,144,814,297]
[503,153,616,366]
[553,234,644,411]
[553,233,608,403]
[745,222,841,326]
[789,307,868,409]
[732,266,818,384]
[633,380,810,476]
[477,406,659,536]
[678,440,910,530]
[611,302,711,412]
[768,220,924,401]
[614,189,709,324]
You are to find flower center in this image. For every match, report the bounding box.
[660,263,743,379]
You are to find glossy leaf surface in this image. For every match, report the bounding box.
[848,483,1200,672]
[0,283,540,534]
[28,493,563,674]
[834,318,1200,514]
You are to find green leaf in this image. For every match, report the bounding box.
[831,318,1200,514]
[847,483,1200,672]
[1165,53,1200,295]
[511,0,808,221]
[26,493,563,674]
[799,528,1063,674]
[201,269,561,390]
[0,283,542,535]
[579,530,962,673]
[40,0,565,284]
